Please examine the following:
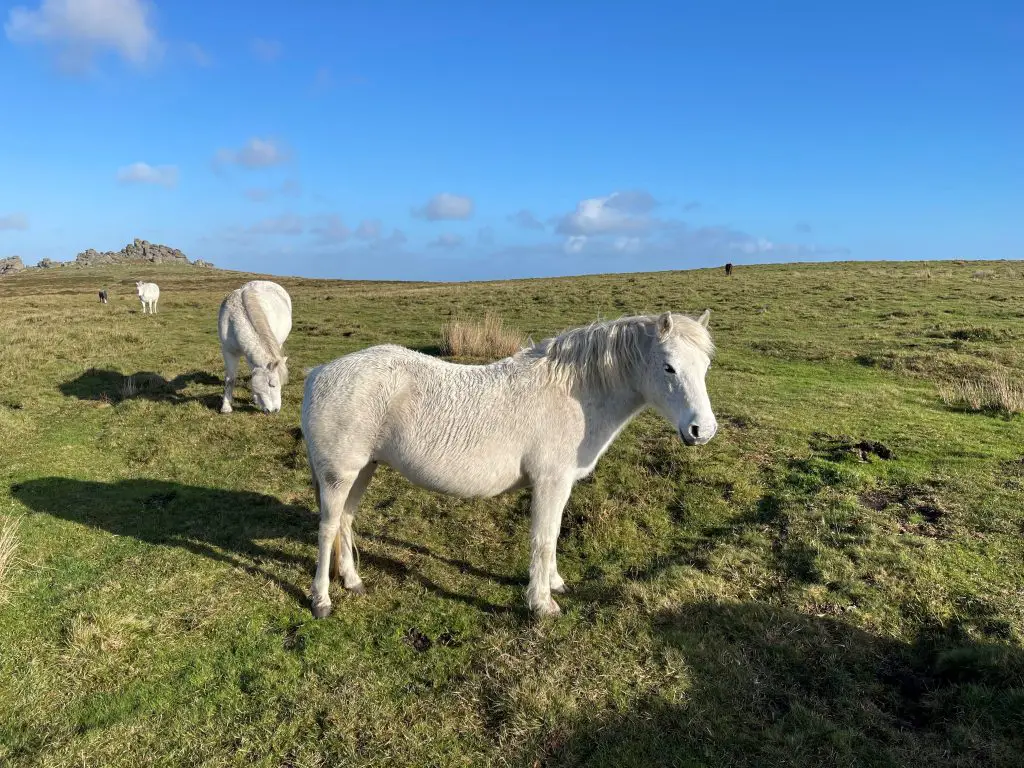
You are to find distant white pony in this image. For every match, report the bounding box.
[302,310,718,619]
[135,281,159,314]
[218,280,291,413]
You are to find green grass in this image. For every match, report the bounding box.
[1,260,1022,767]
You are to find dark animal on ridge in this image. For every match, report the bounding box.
[98,290,108,304]
[725,263,733,277]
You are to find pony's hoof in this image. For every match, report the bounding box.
[219,403,232,414]
[346,581,367,595]
[551,582,568,595]
[311,600,333,619]
[535,598,562,618]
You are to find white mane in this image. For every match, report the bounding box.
[523,313,714,390]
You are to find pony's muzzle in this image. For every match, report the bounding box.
[680,421,717,446]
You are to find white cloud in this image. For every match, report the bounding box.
[564,235,586,254]
[428,233,464,249]
[508,209,545,230]
[5,0,161,72]
[413,193,474,221]
[116,162,178,187]
[0,213,29,231]
[355,218,382,240]
[214,137,291,169]
[250,37,282,62]
[555,190,660,236]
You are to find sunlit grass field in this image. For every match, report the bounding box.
[1,260,1022,766]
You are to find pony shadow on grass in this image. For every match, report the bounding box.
[59,368,223,409]
[11,477,513,614]
[525,600,1024,767]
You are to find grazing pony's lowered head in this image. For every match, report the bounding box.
[642,309,716,445]
[249,357,288,413]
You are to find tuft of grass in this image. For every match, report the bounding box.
[0,515,21,604]
[938,371,1024,415]
[440,312,525,359]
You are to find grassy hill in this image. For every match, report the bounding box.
[1,260,1022,767]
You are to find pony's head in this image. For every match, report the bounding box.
[135,281,145,295]
[250,357,288,413]
[642,310,717,446]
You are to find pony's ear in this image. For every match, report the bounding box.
[281,356,288,366]
[657,311,674,338]
[697,309,711,328]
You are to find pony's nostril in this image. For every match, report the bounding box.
[689,424,700,439]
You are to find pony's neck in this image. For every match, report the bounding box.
[575,375,648,466]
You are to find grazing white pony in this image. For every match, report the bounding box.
[218,280,291,414]
[302,310,718,619]
[135,281,159,314]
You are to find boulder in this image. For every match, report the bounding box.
[37,258,57,268]
[0,256,25,277]
[193,259,215,268]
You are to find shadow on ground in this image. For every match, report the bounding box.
[59,368,223,408]
[524,600,1024,767]
[11,477,515,613]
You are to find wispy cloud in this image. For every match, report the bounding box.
[243,178,302,202]
[413,192,474,221]
[249,37,282,62]
[508,209,545,230]
[428,233,464,249]
[182,41,211,67]
[477,226,495,246]
[116,162,178,188]
[310,215,349,244]
[214,137,291,170]
[249,214,304,236]
[355,218,382,240]
[0,213,29,231]
[682,200,701,212]
[5,0,161,73]
[795,221,813,233]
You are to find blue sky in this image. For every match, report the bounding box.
[0,1,1021,281]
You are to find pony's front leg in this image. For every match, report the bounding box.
[220,351,240,414]
[311,468,359,618]
[526,477,574,617]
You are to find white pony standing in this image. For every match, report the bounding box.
[301,310,718,619]
[218,280,291,414]
[135,281,160,314]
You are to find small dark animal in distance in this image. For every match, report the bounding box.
[98,290,108,304]
[725,263,733,276]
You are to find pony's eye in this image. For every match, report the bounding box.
[664,364,676,374]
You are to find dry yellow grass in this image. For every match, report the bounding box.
[0,515,20,604]
[938,370,1024,415]
[440,312,526,359]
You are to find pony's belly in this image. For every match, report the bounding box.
[381,454,525,499]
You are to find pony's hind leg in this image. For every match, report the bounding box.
[220,350,240,413]
[330,461,377,592]
[310,462,369,619]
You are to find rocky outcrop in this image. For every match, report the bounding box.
[0,256,25,277]
[75,239,191,267]
[37,258,57,268]
[193,259,215,268]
